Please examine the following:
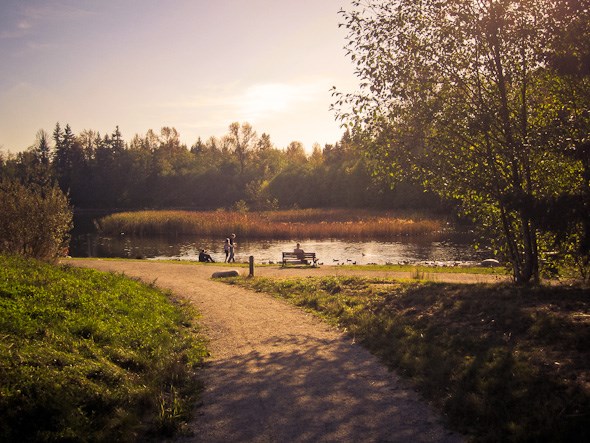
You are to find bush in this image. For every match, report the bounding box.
[0,178,72,261]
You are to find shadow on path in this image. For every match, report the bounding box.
[188,334,461,443]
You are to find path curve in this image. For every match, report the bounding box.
[67,259,464,442]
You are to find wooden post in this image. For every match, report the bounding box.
[87,233,92,257]
[249,255,254,277]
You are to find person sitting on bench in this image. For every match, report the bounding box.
[294,243,305,261]
[198,249,215,262]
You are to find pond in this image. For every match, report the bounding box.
[69,232,490,267]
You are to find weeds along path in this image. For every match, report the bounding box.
[67,259,463,442]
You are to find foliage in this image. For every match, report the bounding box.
[228,275,590,442]
[0,121,438,213]
[0,178,72,261]
[96,208,443,240]
[332,0,590,284]
[0,255,207,442]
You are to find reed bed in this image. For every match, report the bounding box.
[96,209,443,240]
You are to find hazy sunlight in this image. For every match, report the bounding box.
[240,82,323,121]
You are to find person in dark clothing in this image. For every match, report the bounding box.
[198,249,215,262]
[223,238,230,262]
[294,242,305,259]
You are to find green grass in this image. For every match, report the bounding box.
[225,275,589,442]
[336,263,508,275]
[0,254,207,442]
[66,257,507,274]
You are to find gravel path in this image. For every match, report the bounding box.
[68,259,465,442]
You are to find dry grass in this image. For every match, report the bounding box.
[96,209,443,240]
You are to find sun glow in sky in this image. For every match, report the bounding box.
[0,0,356,153]
[242,83,314,118]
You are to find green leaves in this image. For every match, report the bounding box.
[334,0,590,283]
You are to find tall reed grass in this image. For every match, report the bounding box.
[96,209,443,240]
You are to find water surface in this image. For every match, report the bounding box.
[70,233,489,266]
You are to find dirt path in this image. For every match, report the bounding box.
[67,259,466,442]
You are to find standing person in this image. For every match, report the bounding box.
[228,233,237,262]
[223,238,230,262]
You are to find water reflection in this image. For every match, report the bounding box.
[71,233,487,266]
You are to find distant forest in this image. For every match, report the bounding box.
[0,122,443,212]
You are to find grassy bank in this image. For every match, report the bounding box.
[336,263,508,275]
[96,208,443,239]
[226,276,589,442]
[0,255,207,442]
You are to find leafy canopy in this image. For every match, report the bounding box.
[333,0,590,283]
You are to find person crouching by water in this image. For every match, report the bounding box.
[223,238,230,262]
[199,249,215,263]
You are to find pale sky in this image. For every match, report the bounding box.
[0,0,357,153]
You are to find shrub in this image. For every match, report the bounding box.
[0,178,72,261]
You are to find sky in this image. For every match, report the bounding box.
[0,0,358,154]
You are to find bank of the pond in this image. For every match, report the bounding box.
[226,275,590,442]
[0,255,207,442]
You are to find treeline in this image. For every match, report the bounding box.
[0,122,442,212]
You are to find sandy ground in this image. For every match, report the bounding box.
[67,259,474,442]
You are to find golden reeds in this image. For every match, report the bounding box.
[96,209,443,240]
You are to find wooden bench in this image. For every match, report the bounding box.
[282,252,318,267]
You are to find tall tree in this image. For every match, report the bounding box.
[536,0,590,279]
[33,129,51,167]
[285,141,308,165]
[333,0,587,283]
[250,133,285,179]
[52,123,87,200]
[19,130,55,187]
[226,122,257,174]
